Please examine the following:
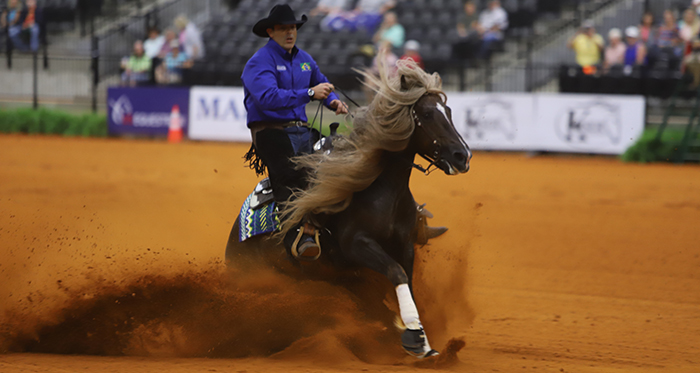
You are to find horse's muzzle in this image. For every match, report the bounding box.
[440,147,471,175]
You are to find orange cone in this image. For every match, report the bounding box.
[168,104,183,143]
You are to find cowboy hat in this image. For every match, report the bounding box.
[252,4,307,38]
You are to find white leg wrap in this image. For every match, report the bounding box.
[396,284,433,353]
[396,284,421,330]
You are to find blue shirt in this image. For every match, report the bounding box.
[242,39,339,127]
[165,51,188,71]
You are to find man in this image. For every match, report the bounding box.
[567,20,604,69]
[242,4,348,260]
[477,0,508,59]
[452,1,480,60]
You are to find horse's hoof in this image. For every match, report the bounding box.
[423,349,440,358]
[401,328,434,358]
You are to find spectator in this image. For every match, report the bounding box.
[682,40,700,88]
[679,8,700,44]
[624,26,647,67]
[158,29,178,58]
[604,28,625,71]
[143,27,165,59]
[322,0,394,33]
[156,40,192,84]
[174,15,205,60]
[400,39,424,69]
[656,10,680,49]
[452,1,480,60]
[354,0,395,15]
[21,0,41,52]
[478,0,508,59]
[310,0,348,17]
[456,1,479,39]
[639,11,655,45]
[121,40,152,86]
[567,20,604,68]
[372,11,404,49]
[353,0,396,32]
[694,0,700,17]
[1,0,28,51]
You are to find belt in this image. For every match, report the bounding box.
[250,121,309,130]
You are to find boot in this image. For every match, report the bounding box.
[416,204,448,245]
[290,222,321,261]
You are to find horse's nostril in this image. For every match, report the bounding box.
[453,151,467,164]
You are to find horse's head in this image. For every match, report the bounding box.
[411,92,472,175]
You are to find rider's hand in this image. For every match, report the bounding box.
[311,83,334,100]
[330,99,348,115]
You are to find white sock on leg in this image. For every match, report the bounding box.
[396,284,421,330]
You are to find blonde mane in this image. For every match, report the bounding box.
[278,58,445,236]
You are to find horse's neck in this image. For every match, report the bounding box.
[376,148,416,193]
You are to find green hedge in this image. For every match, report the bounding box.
[0,108,107,137]
[621,128,687,163]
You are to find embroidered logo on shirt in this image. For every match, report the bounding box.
[300,62,311,72]
[276,65,287,71]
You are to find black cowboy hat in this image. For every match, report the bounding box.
[252,4,307,38]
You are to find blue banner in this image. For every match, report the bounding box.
[107,86,190,136]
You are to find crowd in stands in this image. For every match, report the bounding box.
[568,1,700,86]
[121,14,204,86]
[451,0,509,62]
[1,0,42,52]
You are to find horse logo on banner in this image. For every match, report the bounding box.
[555,99,622,147]
[462,97,517,141]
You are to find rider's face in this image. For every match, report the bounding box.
[267,24,297,53]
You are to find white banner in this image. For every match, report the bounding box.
[447,92,645,154]
[188,86,250,142]
[449,92,536,151]
[533,94,646,154]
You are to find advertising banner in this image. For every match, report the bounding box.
[188,86,250,142]
[449,93,536,151]
[107,87,190,136]
[534,94,646,154]
[447,92,645,154]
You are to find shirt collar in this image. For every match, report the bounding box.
[266,38,298,59]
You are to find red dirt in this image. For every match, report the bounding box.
[0,135,699,372]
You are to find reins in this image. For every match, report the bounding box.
[311,86,443,176]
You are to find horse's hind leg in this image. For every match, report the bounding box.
[344,233,438,358]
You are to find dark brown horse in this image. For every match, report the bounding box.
[225,61,471,358]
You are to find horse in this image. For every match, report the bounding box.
[225,59,471,358]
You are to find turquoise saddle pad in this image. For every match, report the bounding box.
[238,191,280,242]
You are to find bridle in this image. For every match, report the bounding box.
[313,87,456,176]
[410,102,442,175]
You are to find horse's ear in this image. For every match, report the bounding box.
[400,75,409,91]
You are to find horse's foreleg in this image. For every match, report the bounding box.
[345,234,437,358]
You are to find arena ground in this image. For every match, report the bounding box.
[0,135,699,372]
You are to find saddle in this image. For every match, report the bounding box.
[250,177,275,210]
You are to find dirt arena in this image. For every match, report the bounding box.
[0,134,699,372]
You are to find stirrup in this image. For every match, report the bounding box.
[290,223,321,261]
